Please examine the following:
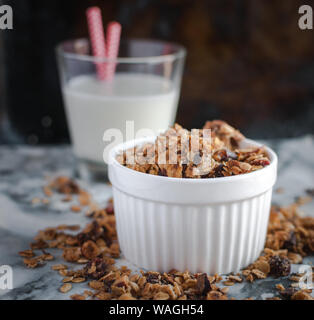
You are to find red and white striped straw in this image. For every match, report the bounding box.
[105,21,122,81]
[86,7,106,80]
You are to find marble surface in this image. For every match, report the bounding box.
[0,137,313,300]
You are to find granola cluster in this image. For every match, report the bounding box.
[20,177,314,300]
[117,120,270,178]
[241,203,314,299]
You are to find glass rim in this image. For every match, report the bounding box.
[56,37,186,64]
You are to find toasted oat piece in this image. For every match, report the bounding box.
[60,283,72,293]
[70,205,81,213]
[70,294,86,300]
[19,250,35,258]
[72,277,86,283]
[51,264,68,271]
[276,284,285,291]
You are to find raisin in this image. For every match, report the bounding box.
[196,273,211,295]
[77,221,108,245]
[146,273,159,284]
[269,255,291,277]
[84,257,108,279]
[105,202,114,215]
[251,159,270,166]
[158,168,167,176]
[213,164,225,177]
[283,231,297,252]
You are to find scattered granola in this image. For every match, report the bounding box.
[49,176,80,194]
[70,294,86,300]
[276,283,285,291]
[51,264,67,271]
[20,177,314,300]
[117,121,270,178]
[70,205,81,213]
[266,204,314,255]
[60,283,72,293]
[18,249,35,258]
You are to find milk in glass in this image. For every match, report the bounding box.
[63,73,178,164]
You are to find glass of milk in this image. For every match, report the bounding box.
[56,38,186,181]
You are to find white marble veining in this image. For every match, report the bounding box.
[0,137,313,300]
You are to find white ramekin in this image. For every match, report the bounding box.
[108,137,277,274]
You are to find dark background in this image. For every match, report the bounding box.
[0,0,314,144]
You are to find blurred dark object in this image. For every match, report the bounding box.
[1,0,78,143]
[1,0,314,144]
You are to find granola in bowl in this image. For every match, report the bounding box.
[109,121,277,274]
[116,120,270,178]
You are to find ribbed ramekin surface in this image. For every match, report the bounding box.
[113,187,272,274]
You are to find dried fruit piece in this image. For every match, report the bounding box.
[196,273,211,295]
[269,256,291,277]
